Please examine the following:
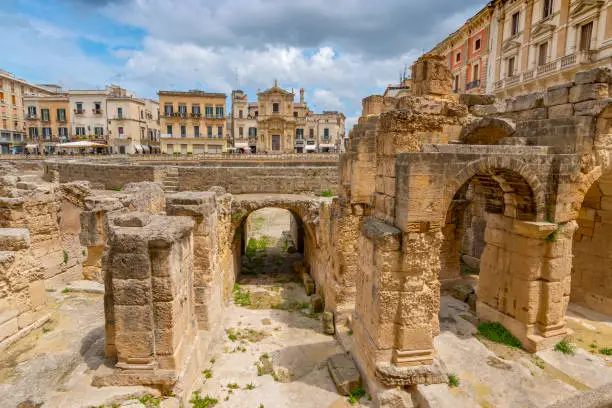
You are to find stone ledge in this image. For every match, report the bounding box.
[0,228,31,251]
[375,358,448,387]
[362,216,402,251]
[0,311,50,352]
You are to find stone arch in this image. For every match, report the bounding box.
[459,117,516,145]
[444,157,546,222]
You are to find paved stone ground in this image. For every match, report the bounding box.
[420,295,612,408]
[0,282,155,408]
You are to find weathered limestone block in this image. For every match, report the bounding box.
[328,353,361,396]
[506,92,544,112]
[119,182,165,213]
[548,103,574,119]
[411,54,452,96]
[569,83,609,103]
[516,107,547,121]
[544,85,570,106]
[322,311,335,335]
[469,102,506,117]
[574,99,612,117]
[459,94,496,106]
[575,67,612,85]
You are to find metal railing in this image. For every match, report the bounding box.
[465,80,481,90]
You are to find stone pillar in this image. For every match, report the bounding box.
[521,0,534,72]
[494,13,505,82]
[352,218,446,391]
[96,212,196,389]
[556,0,571,58]
[477,213,576,352]
[166,192,221,331]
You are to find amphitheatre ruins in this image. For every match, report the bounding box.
[1,55,612,407]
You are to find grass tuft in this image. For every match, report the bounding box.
[448,374,460,388]
[319,190,334,197]
[554,339,576,355]
[202,368,212,379]
[347,385,366,405]
[476,322,521,348]
[189,391,218,408]
[599,347,612,356]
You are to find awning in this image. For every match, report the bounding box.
[135,145,143,152]
[305,145,317,151]
[142,145,150,153]
[319,143,336,148]
[25,144,38,149]
[234,142,249,148]
[43,142,58,146]
[58,141,109,148]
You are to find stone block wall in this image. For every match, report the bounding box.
[0,228,47,350]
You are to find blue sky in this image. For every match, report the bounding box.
[1,0,484,128]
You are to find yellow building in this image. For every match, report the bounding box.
[159,90,227,154]
[23,94,71,153]
[490,0,612,97]
[0,69,57,154]
[107,91,160,154]
[256,81,299,152]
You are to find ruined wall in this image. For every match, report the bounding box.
[0,228,47,350]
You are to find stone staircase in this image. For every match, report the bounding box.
[163,167,179,193]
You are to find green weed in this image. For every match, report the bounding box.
[63,250,69,264]
[245,383,256,390]
[319,190,334,197]
[139,394,162,407]
[347,385,366,405]
[599,347,612,356]
[554,339,576,355]
[448,374,460,388]
[476,322,521,348]
[189,392,218,408]
[202,369,213,379]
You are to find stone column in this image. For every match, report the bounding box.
[521,0,534,72]
[166,192,221,330]
[477,213,576,352]
[494,12,505,83]
[96,212,195,389]
[556,0,571,58]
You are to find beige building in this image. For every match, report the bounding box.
[0,69,58,154]
[23,94,71,154]
[490,0,612,97]
[230,82,345,153]
[107,92,160,154]
[159,90,227,154]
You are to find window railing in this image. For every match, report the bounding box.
[92,108,103,114]
[465,80,481,90]
[74,109,84,115]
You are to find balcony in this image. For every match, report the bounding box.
[494,51,598,91]
[190,113,202,119]
[74,109,84,115]
[25,114,38,120]
[465,80,481,91]
[92,108,103,115]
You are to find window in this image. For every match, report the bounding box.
[543,0,553,18]
[239,110,243,118]
[42,127,52,139]
[58,127,68,138]
[217,126,223,138]
[507,56,516,77]
[580,21,593,51]
[511,12,520,36]
[11,95,15,104]
[0,91,4,101]
[192,105,201,115]
[273,103,279,113]
[473,64,480,81]
[248,127,257,137]
[215,106,224,118]
[117,107,123,119]
[205,105,213,117]
[309,128,314,138]
[28,127,38,139]
[181,125,186,137]
[118,127,124,137]
[27,106,37,117]
[239,127,244,137]
[454,75,460,91]
[293,112,298,117]
[194,125,200,137]
[323,128,329,139]
[164,104,173,116]
[76,127,85,136]
[474,38,481,51]
[76,102,83,114]
[455,52,461,63]
[57,109,66,122]
[538,42,548,66]
[207,126,213,137]
[41,109,50,122]
[178,105,187,116]
[94,127,103,136]
[167,125,172,135]
[94,102,102,114]
[140,110,144,119]
[296,128,304,139]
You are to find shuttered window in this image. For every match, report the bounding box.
[580,22,593,51]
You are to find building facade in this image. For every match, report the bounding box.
[430,5,493,94]
[159,90,227,154]
[431,0,612,98]
[23,94,70,154]
[491,0,612,98]
[0,70,57,154]
[230,82,345,153]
